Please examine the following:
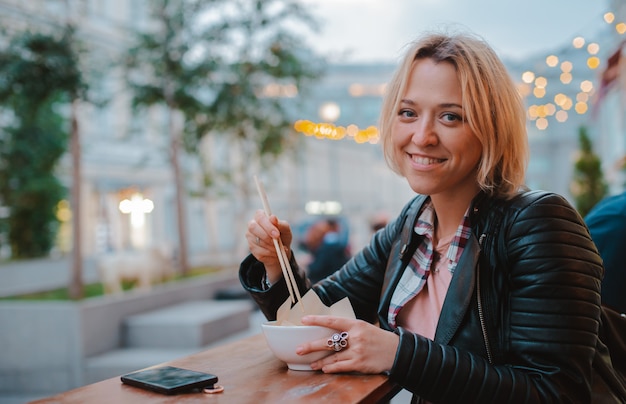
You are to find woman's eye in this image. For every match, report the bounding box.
[442,113,462,122]
[399,109,416,118]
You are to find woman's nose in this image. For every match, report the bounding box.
[410,118,438,146]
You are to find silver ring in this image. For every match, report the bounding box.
[326,332,349,352]
[255,236,260,245]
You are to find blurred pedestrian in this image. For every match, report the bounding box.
[302,218,351,284]
[369,211,390,234]
[585,191,626,314]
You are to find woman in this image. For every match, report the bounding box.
[240,31,625,403]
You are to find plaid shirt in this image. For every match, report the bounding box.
[388,199,472,328]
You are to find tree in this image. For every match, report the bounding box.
[197,0,323,256]
[126,0,323,267]
[125,0,230,276]
[571,126,607,217]
[203,0,322,160]
[0,29,85,263]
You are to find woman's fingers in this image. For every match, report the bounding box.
[247,211,277,247]
[296,316,357,356]
[249,210,293,248]
[300,315,356,330]
[297,316,399,374]
[246,210,291,282]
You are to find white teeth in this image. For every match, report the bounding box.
[412,156,442,165]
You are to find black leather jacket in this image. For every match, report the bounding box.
[239,191,625,403]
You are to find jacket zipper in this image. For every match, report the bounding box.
[477,233,494,364]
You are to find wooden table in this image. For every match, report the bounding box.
[32,334,400,403]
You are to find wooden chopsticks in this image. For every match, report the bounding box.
[254,175,304,311]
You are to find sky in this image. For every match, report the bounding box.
[301,0,610,64]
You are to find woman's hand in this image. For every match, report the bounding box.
[246,209,293,284]
[297,315,399,374]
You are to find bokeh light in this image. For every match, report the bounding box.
[536,118,548,130]
[546,55,559,67]
[561,61,573,73]
[575,102,588,114]
[293,120,379,143]
[535,76,548,88]
[587,56,601,69]
[522,71,535,83]
[572,36,585,48]
[587,43,600,55]
[560,72,573,84]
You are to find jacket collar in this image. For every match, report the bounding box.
[378,193,484,338]
[378,194,427,329]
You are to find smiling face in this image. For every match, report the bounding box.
[392,58,482,203]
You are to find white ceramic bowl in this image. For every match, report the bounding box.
[261,321,338,371]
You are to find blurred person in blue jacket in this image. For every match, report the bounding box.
[585,191,626,314]
[302,218,351,284]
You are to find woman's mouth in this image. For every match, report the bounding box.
[410,154,445,165]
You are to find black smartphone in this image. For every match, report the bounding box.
[120,365,219,395]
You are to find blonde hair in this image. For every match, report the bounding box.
[379,31,528,199]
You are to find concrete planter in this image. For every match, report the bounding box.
[0,269,241,395]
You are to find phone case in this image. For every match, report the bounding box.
[120,365,218,395]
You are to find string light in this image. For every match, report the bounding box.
[294,120,379,144]
[520,9,619,130]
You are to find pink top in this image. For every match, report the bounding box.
[396,234,454,339]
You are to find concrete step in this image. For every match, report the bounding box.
[123,300,254,349]
[84,310,268,385]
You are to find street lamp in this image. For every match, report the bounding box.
[319,102,340,123]
[119,192,154,248]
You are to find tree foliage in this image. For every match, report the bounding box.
[125,0,233,274]
[571,126,607,217]
[0,30,84,258]
[126,0,323,178]
[203,0,323,179]
[0,29,85,258]
[125,0,226,139]
[125,0,324,258]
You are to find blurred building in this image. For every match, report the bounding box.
[592,0,626,193]
[0,0,622,267]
